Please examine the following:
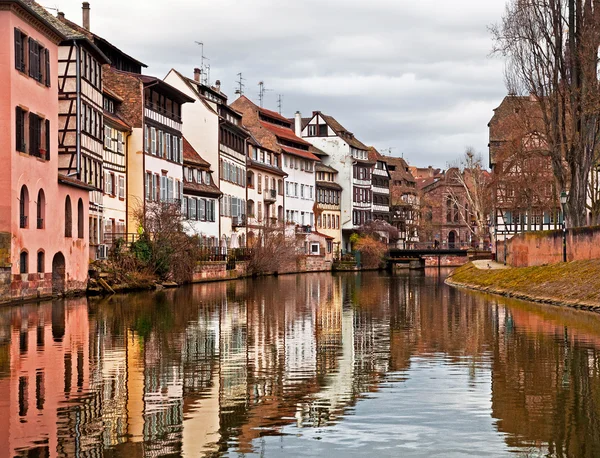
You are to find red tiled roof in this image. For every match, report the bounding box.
[259,121,312,147]
[312,230,334,240]
[281,146,320,162]
[58,174,94,191]
[259,106,292,125]
[183,137,210,168]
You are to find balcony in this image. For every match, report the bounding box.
[353,201,371,209]
[232,215,246,228]
[20,215,28,229]
[372,186,389,194]
[264,189,277,203]
[296,225,312,234]
[37,218,44,229]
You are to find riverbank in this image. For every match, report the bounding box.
[447,260,600,312]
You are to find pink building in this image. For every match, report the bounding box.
[0,0,90,302]
[0,299,91,456]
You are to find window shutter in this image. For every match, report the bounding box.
[45,119,50,160]
[28,37,34,78]
[44,48,50,86]
[14,29,22,71]
[16,107,23,152]
[29,113,37,156]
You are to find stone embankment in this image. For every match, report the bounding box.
[446,260,600,313]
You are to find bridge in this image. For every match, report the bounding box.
[386,248,476,269]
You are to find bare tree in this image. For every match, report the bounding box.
[246,223,299,275]
[491,0,600,227]
[132,201,201,283]
[446,148,493,248]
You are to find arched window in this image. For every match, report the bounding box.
[77,198,84,239]
[64,196,72,237]
[19,250,28,274]
[453,202,459,223]
[19,185,29,228]
[37,250,44,273]
[247,200,255,218]
[446,197,452,223]
[37,189,45,229]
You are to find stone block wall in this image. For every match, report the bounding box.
[422,255,468,267]
[506,226,600,267]
[192,262,227,282]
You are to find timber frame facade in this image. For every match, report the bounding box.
[56,27,109,258]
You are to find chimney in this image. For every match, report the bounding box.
[57,11,65,20]
[193,68,201,82]
[295,111,302,137]
[215,80,221,93]
[82,2,90,31]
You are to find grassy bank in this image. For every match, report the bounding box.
[447,260,600,311]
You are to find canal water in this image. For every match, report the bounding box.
[1,270,600,457]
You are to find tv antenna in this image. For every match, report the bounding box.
[277,94,283,114]
[258,81,272,107]
[235,72,245,96]
[194,41,210,85]
[384,147,396,156]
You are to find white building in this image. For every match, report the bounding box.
[230,96,320,233]
[296,111,373,252]
[165,69,249,248]
[182,138,221,244]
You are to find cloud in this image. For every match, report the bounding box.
[56,0,509,167]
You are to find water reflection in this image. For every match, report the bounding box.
[1,270,600,456]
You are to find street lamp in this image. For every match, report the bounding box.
[560,190,568,262]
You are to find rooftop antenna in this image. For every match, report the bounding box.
[235,72,245,96]
[258,81,272,108]
[384,147,396,156]
[205,63,211,86]
[277,94,283,114]
[194,41,210,84]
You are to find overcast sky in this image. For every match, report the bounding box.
[52,0,508,168]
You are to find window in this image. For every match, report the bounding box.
[106,172,114,196]
[310,243,320,255]
[258,174,262,193]
[37,251,44,274]
[278,179,283,195]
[65,196,72,237]
[198,199,206,221]
[308,125,317,136]
[118,176,125,199]
[15,106,27,153]
[151,127,157,155]
[14,29,26,72]
[19,185,29,229]
[20,251,28,274]
[319,124,327,136]
[77,199,84,239]
[37,189,45,229]
[190,198,197,220]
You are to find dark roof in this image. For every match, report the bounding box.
[318,113,369,150]
[247,159,287,177]
[103,87,123,103]
[1,1,64,41]
[103,111,131,131]
[383,155,416,184]
[315,162,338,173]
[58,173,94,191]
[183,137,210,168]
[316,180,343,191]
[92,34,147,68]
[21,4,110,63]
[183,181,222,197]
[368,146,384,163]
[136,74,195,104]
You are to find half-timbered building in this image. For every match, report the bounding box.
[368,147,391,222]
[296,111,373,252]
[315,163,342,247]
[53,16,109,258]
[488,95,561,253]
[165,69,251,249]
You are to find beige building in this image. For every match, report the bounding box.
[315,162,342,248]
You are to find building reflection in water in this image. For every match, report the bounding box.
[1,270,600,456]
